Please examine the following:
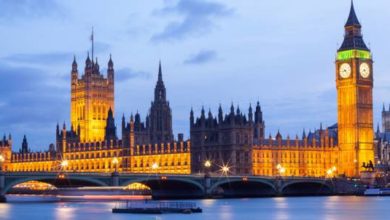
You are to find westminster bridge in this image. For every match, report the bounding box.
[0,172,363,202]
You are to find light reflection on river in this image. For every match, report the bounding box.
[0,195,389,220]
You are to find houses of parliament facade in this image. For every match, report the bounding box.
[0,2,377,178]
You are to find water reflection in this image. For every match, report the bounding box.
[0,203,10,217]
[1,196,389,220]
[55,203,76,220]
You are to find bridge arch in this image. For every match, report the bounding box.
[2,175,108,195]
[121,176,205,199]
[281,180,334,196]
[209,178,277,197]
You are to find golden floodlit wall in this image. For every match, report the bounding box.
[130,141,191,174]
[252,132,339,177]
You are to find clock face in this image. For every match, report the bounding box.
[339,63,351,78]
[360,62,370,78]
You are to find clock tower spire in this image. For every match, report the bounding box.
[336,1,374,177]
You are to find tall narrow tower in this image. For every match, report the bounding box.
[336,1,374,177]
[147,61,173,144]
[70,32,114,142]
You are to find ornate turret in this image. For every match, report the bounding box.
[107,54,114,82]
[248,104,253,122]
[21,135,29,153]
[146,61,173,144]
[190,108,194,125]
[105,108,117,141]
[154,60,166,102]
[338,1,369,52]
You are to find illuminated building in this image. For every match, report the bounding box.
[335,2,374,177]
[70,51,114,143]
[0,135,12,171]
[252,127,339,177]
[190,103,264,175]
[0,2,375,178]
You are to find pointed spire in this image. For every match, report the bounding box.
[345,0,361,27]
[158,60,163,82]
[276,130,282,140]
[108,54,113,67]
[86,52,91,66]
[72,55,77,66]
[383,103,386,112]
[108,107,113,118]
[230,103,234,114]
[376,123,380,134]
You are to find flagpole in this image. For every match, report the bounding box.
[91,27,94,64]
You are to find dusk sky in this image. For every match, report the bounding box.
[1,0,390,151]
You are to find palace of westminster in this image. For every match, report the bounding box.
[1,2,389,178]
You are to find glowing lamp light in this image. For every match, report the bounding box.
[112,157,119,165]
[279,167,286,174]
[332,166,337,172]
[0,155,4,163]
[204,160,211,168]
[151,162,159,170]
[61,160,69,168]
[327,169,333,176]
[222,166,230,173]
[276,164,282,170]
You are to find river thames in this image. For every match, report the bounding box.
[0,196,389,220]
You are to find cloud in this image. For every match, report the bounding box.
[0,0,64,22]
[0,62,68,150]
[115,68,151,81]
[3,52,73,65]
[151,0,233,42]
[184,49,217,64]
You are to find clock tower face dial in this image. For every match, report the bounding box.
[360,62,370,78]
[339,63,352,78]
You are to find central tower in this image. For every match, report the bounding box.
[336,2,374,177]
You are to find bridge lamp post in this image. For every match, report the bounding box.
[276,164,285,177]
[222,166,230,176]
[152,162,159,174]
[0,155,4,171]
[204,160,211,177]
[112,157,119,173]
[61,160,69,171]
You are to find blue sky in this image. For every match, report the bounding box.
[1,0,390,151]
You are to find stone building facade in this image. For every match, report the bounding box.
[190,103,264,175]
[0,2,377,178]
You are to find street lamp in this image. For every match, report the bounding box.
[112,157,119,172]
[222,166,230,175]
[0,155,4,171]
[204,160,211,168]
[276,164,285,176]
[204,160,212,177]
[326,169,333,177]
[279,167,286,175]
[152,162,159,173]
[61,160,68,171]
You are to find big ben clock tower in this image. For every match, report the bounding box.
[336,1,374,177]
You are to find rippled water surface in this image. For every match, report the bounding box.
[1,196,389,220]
